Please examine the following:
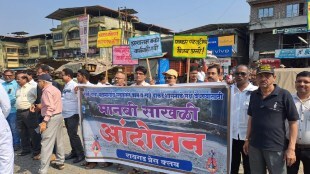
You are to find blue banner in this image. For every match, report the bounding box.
[157,58,170,84]
[128,34,163,59]
[275,48,310,59]
[211,46,233,58]
[80,84,230,174]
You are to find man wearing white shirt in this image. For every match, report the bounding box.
[76,69,93,85]
[97,74,110,86]
[131,66,150,86]
[16,73,40,158]
[231,65,258,174]
[26,70,37,87]
[0,83,13,174]
[62,68,85,163]
[197,65,205,82]
[287,71,310,174]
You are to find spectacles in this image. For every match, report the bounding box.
[135,72,145,75]
[114,77,124,80]
[4,74,14,77]
[164,76,175,80]
[234,72,247,76]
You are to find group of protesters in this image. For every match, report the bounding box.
[0,62,309,174]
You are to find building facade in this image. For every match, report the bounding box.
[248,0,310,67]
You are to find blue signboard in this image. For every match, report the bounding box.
[275,48,310,59]
[211,46,233,58]
[128,34,163,59]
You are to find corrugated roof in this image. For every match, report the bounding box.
[46,5,173,34]
[179,23,248,34]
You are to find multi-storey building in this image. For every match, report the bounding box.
[248,0,309,67]
[0,34,52,69]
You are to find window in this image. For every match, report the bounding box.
[89,27,98,36]
[30,46,38,54]
[6,48,17,53]
[53,33,63,42]
[258,7,274,19]
[68,30,80,40]
[40,46,47,55]
[287,3,304,17]
[18,48,28,55]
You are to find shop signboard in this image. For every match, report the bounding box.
[275,48,310,59]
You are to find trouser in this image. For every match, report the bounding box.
[6,112,20,147]
[16,110,41,155]
[249,145,286,174]
[287,147,310,174]
[0,115,14,174]
[39,114,64,174]
[231,138,251,174]
[65,114,84,156]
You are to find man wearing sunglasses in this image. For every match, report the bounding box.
[230,65,257,174]
[163,69,178,86]
[243,65,298,174]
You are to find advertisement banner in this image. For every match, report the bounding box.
[97,29,122,48]
[80,84,229,174]
[275,48,310,59]
[205,58,231,66]
[128,34,162,59]
[173,35,208,58]
[218,35,235,46]
[79,15,89,53]
[212,46,233,58]
[112,45,138,65]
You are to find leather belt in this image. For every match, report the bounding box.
[17,108,29,112]
[44,113,61,117]
[296,144,310,149]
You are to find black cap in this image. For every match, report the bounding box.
[37,74,53,82]
[256,64,274,74]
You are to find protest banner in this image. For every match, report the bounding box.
[173,35,208,58]
[97,29,122,48]
[112,45,138,65]
[79,15,89,53]
[79,84,230,174]
[128,34,162,59]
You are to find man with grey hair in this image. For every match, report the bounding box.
[37,74,64,174]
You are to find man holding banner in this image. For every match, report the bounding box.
[131,66,150,86]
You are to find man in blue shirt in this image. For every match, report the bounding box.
[2,69,20,151]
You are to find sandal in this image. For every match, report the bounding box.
[117,164,124,171]
[85,162,97,169]
[99,162,113,168]
[80,161,88,166]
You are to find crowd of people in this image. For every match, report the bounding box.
[0,63,308,174]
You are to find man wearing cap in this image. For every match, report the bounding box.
[37,74,65,174]
[163,69,178,86]
[243,65,299,174]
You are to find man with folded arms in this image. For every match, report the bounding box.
[37,74,64,174]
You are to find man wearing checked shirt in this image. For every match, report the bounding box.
[287,71,310,174]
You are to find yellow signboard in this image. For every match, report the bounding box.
[218,35,235,46]
[173,35,208,58]
[97,29,122,48]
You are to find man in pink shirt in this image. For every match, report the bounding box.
[37,74,65,174]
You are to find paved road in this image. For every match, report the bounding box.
[14,127,304,174]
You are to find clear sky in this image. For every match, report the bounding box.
[0,0,250,36]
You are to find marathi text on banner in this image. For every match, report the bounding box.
[173,35,208,58]
[79,15,89,53]
[112,45,138,65]
[128,34,162,59]
[80,85,229,174]
[97,29,122,48]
